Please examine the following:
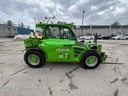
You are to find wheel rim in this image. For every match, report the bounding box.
[28,54,40,65]
[85,56,98,67]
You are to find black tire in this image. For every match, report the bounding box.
[24,50,45,68]
[81,52,101,69]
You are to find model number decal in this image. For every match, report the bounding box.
[59,54,63,58]
[56,48,69,52]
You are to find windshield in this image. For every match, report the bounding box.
[45,25,76,40]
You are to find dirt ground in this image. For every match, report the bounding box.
[0,38,128,96]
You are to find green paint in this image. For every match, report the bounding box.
[31,56,38,63]
[88,57,95,64]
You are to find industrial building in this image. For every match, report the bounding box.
[0,24,33,37]
[74,25,128,36]
[0,24,18,37]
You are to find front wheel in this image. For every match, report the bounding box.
[24,50,45,68]
[81,52,101,69]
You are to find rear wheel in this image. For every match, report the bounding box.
[24,50,45,68]
[81,52,101,69]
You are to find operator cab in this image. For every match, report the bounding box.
[36,23,77,41]
[44,25,77,40]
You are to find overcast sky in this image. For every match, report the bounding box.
[0,0,128,29]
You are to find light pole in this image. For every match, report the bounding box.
[81,10,85,35]
[33,18,36,31]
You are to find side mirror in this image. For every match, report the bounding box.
[42,37,44,39]
[94,33,97,45]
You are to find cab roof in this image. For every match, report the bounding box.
[36,23,72,29]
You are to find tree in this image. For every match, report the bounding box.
[112,21,120,26]
[18,23,21,27]
[21,23,24,27]
[111,21,120,35]
[27,26,30,29]
[7,20,13,26]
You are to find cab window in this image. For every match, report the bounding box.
[45,25,76,40]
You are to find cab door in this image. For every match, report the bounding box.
[42,25,76,61]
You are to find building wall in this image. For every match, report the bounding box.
[73,25,128,36]
[16,27,33,35]
[0,24,33,37]
[0,24,18,37]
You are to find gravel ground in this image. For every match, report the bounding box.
[0,38,128,96]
